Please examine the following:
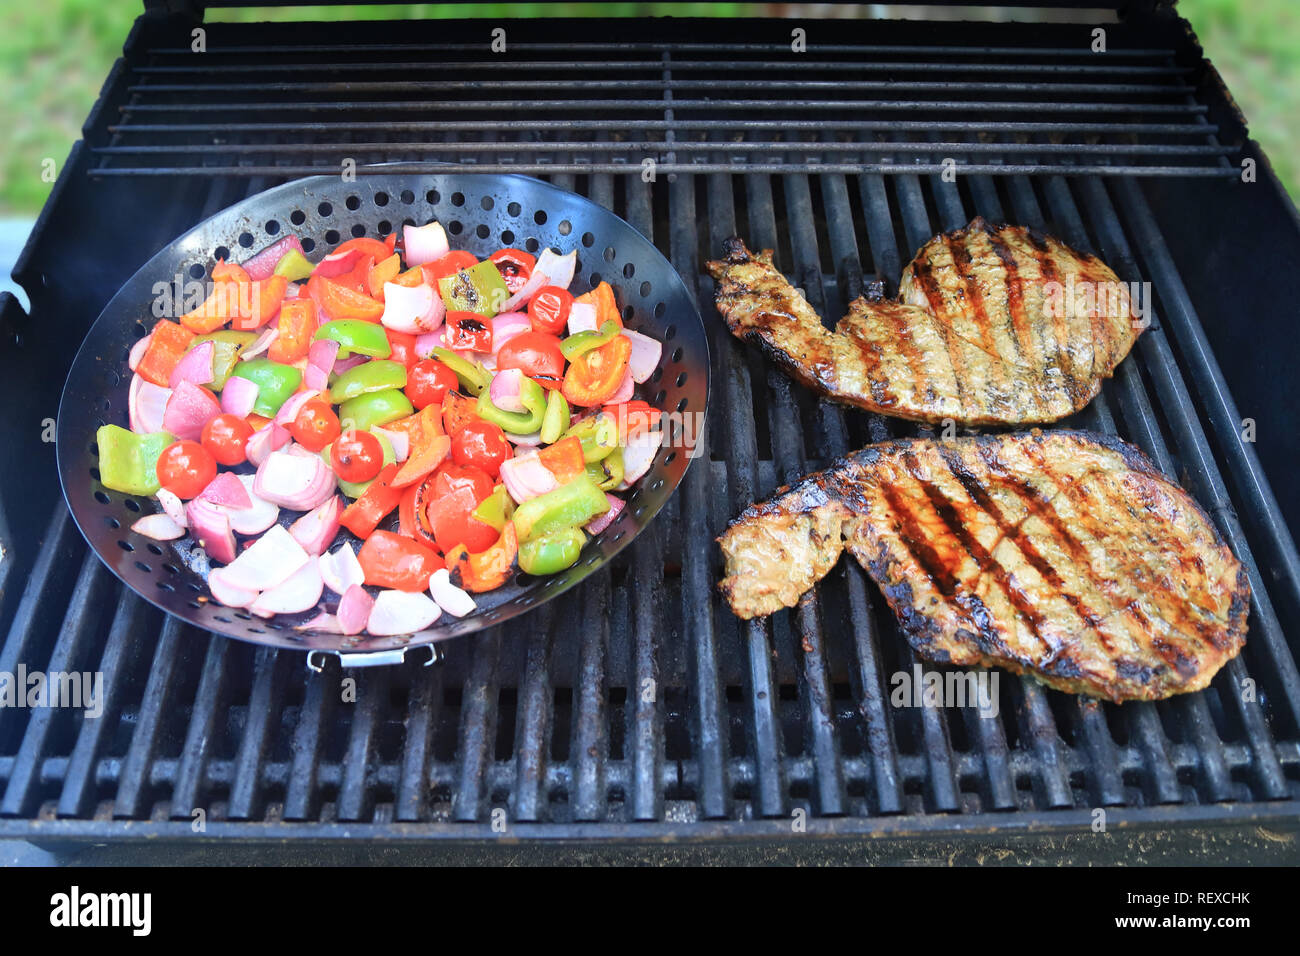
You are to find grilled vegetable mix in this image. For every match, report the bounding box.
[104,223,665,636]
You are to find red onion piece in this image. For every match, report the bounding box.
[290,494,343,556]
[489,367,527,413]
[129,333,152,372]
[414,330,443,359]
[312,246,363,279]
[250,559,324,617]
[240,326,279,362]
[622,328,662,384]
[585,494,625,535]
[380,281,443,334]
[245,422,292,467]
[162,380,221,440]
[500,451,560,504]
[620,430,661,488]
[429,568,476,618]
[308,338,340,373]
[367,589,441,636]
[371,426,409,462]
[296,611,345,634]
[319,544,365,595]
[490,311,532,353]
[240,235,307,281]
[499,270,549,313]
[220,375,259,418]
[220,475,281,535]
[208,567,259,609]
[403,221,450,267]
[254,449,337,511]
[185,498,238,564]
[220,525,309,592]
[273,388,321,427]
[156,488,187,528]
[535,249,577,289]
[337,584,373,636]
[197,471,253,510]
[606,368,635,405]
[129,374,172,435]
[566,301,599,335]
[131,513,185,541]
[333,353,366,375]
[504,429,543,447]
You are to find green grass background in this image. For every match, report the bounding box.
[0,1,1294,216]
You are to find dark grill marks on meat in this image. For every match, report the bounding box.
[706,219,1143,425]
[717,431,1249,702]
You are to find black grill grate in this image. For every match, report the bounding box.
[1,12,1298,845]
[91,17,1244,179]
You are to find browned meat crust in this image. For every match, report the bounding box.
[718,431,1249,702]
[706,219,1143,426]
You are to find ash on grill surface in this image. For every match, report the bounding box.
[0,11,1298,847]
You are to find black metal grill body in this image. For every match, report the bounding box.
[1,9,1298,860]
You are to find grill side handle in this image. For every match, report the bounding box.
[306,645,442,671]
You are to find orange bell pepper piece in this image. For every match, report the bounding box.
[537,435,585,483]
[574,281,622,329]
[384,403,444,449]
[390,266,425,289]
[441,391,482,436]
[136,320,196,386]
[446,521,518,593]
[268,297,317,364]
[391,434,451,489]
[367,253,401,300]
[309,274,385,323]
[227,275,288,331]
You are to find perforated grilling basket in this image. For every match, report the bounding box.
[56,173,709,656]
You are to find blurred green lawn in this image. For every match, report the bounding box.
[0,2,1294,216]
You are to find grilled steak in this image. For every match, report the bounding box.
[706,219,1143,426]
[718,431,1248,701]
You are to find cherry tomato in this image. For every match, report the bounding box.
[200,413,254,466]
[406,358,459,409]
[489,248,536,294]
[357,530,443,592]
[527,286,574,335]
[385,330,419,369]
[451,420,510,477]
[431,461,494,505]
[420,250,478,283]
[427,484,499,555]
[288,398,342,452]
[445,311,493,352]
[496,331,565,386]
[156,440,217,500]
[331,429,384,484]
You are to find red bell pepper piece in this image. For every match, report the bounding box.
[338,462,402,539]
[445,311,493,352]
[446,521,519,593]
[227,275,288,331]
[357,529,443,592]
[441,391,482,436]
[391,433,451,488]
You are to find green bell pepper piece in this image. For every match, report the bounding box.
[586,446,624,491]
[471,485,514,532]
[322,429,395,498]
[518,527,586,576]
[436,259,510,317]
[564,412,620,463]
[512,475,609,543]
[230,358,301,417]
[190,330,257,391]
[477,375,546,434]
[331,359,407,403]
[338,388,413,432]
[273,248,314,281]
[96,426,175,497]
[314,320,392,358]
[539,389,570,445]
[560,320,622,361]
[431,347,491,396]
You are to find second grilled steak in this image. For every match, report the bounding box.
[718,431,1249,701]
[706,219,1143,426]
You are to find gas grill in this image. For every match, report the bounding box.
[1,1,1298,863]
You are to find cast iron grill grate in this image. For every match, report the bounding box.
[1,11,1297,841]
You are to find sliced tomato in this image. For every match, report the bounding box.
[309,274,384,322]
[358,530,443,592]
[427,484,499,555]
[495,331,564,385]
